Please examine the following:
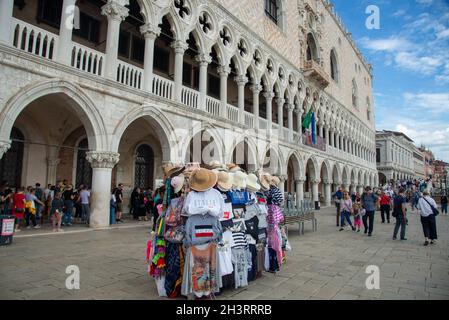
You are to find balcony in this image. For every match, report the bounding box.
[302,59,330,88]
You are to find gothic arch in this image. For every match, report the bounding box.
[0,79,107,151]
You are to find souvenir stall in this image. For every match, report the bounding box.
[146,162,289,299]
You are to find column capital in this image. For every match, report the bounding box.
[217,65,231,76]
[171,40,188,54]
[86,151,120,169]
[250,84,263,93]
[275,98,286,106]
[140,24,161,39]
[234,75,248,86]
[311,179,321,184]
[295,107,303,115]
[195,53,212,65]
[263,91,275,100]
[295,178,306,184]
[47,157,61,167]
[287,104,295,112]
[0,140,11,159]
[323,179,333,185]
[101,1,129,22]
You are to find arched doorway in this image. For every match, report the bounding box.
[305,157,318,202]
[231,139,257,172]
[263,148,281,175]
[185,130,221,165]
[134,144,154,189]
[75,138,92,188]
[0,128,24,188]
[320,161,331,205]
[378,172,387,186]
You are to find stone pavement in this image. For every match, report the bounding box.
[0,206,448,300]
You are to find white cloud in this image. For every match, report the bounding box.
[360,37,414,52]
[394,52,443,75]
[437,28,449,39]
[403,92,449,112]
[416,0,434,5]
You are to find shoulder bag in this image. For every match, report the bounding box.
[423,197,440,216]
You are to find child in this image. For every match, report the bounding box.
[353,202,363,232]
[51,192,64,232]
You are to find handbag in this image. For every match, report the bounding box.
[164,226,185,243]
[423,197,440,216]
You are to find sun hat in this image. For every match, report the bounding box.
[170,174,185,194]
[163,163,184,178]
[246,173,261,192]
[189,168,218,192]
[227,163,242,173]
[270,175,281,187]
[259,173,271,191]
[232,171,247,189]
[214,170,233,192]
[208,160,222,169]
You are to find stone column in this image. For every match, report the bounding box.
[0,140,11,159]
[312,179,320,203]
[235,75,248,124]
[0,0,13,44]
[263,91,275,136]
[250,84,262,131]
[196,53,212,111]
[276,98,285,127]
[295,179,305,207]
[324,180,332,207]
[296,108,303,145]
[141,24,160,93]
[279,175,287,194]
[330,129,334,147]
[86,151,120,228]
[56,0,77,65]
[287,104,294,142]
[336,133,340,149]
[102,0,129,80]
[171,40,188,102]
[218,65,231,118]
[46,157,60,186]
[324,125,329,145]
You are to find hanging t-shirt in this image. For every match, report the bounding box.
[183,188,224,217]
[184,214,222,247]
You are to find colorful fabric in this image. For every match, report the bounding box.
[267,204,284,225]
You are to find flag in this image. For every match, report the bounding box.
[311,112,316,145]
[302,110,312,129]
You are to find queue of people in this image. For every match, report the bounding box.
[332,183,442,246]
[0,180,91,233]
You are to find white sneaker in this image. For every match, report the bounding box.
[15,229,21,232]
[34,225,41,229]
[26,226,31,229]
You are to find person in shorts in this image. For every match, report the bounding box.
[114,184,124,223]
[51,192,64,232]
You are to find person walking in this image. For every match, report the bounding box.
[12,187,26,232]
[379,191,392,224]
[411,190,420,212]
[353,200,363,232]
[361,186,379,237]
[50,192,64,232]
[333,187,343,227]
[25,188,44,229]
[62,184,75,226]
[79,185,91,224]
[34,183,44,224]
[418,191,438,246]
[339,191,356,232]
[110,188,117,225]
[392,188,407,241]
[440,194,448,215]
[131,187,141,220]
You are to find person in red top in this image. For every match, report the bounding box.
[379,191,392,224]
[12,187,26,232]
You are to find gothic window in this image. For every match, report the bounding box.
[73,12,101,44]
[134,144,154,189]
[75,138,92,188]
[306,33,318,62]
[0,128,24,188]
[265,0,279,25]
[330,49,339,82]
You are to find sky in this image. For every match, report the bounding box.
[332,0,449,161]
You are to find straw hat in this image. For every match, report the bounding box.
[189,168,218,192]
[227,163,242,173]
[208,160,222,169]
[170,174,185,194]
[215,170,233,192]
[259,173,272,191]
[163,163,184,178]
[270,175,281,187]
[246,173,261,192]
[232,171,247,189]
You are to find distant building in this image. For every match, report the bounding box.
[376,130,415,185]
[412,147,426,180]
[420,148,436,179]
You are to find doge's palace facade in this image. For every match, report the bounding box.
[0,0,377,227]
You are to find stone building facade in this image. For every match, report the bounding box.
[0,0,377,228]
[376,130,416,185]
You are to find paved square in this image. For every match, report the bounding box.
[1,206,448,300]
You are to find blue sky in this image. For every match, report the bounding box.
[332,0,449,161]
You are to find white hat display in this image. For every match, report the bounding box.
[246,173,261,192]
[232,171,247,189]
